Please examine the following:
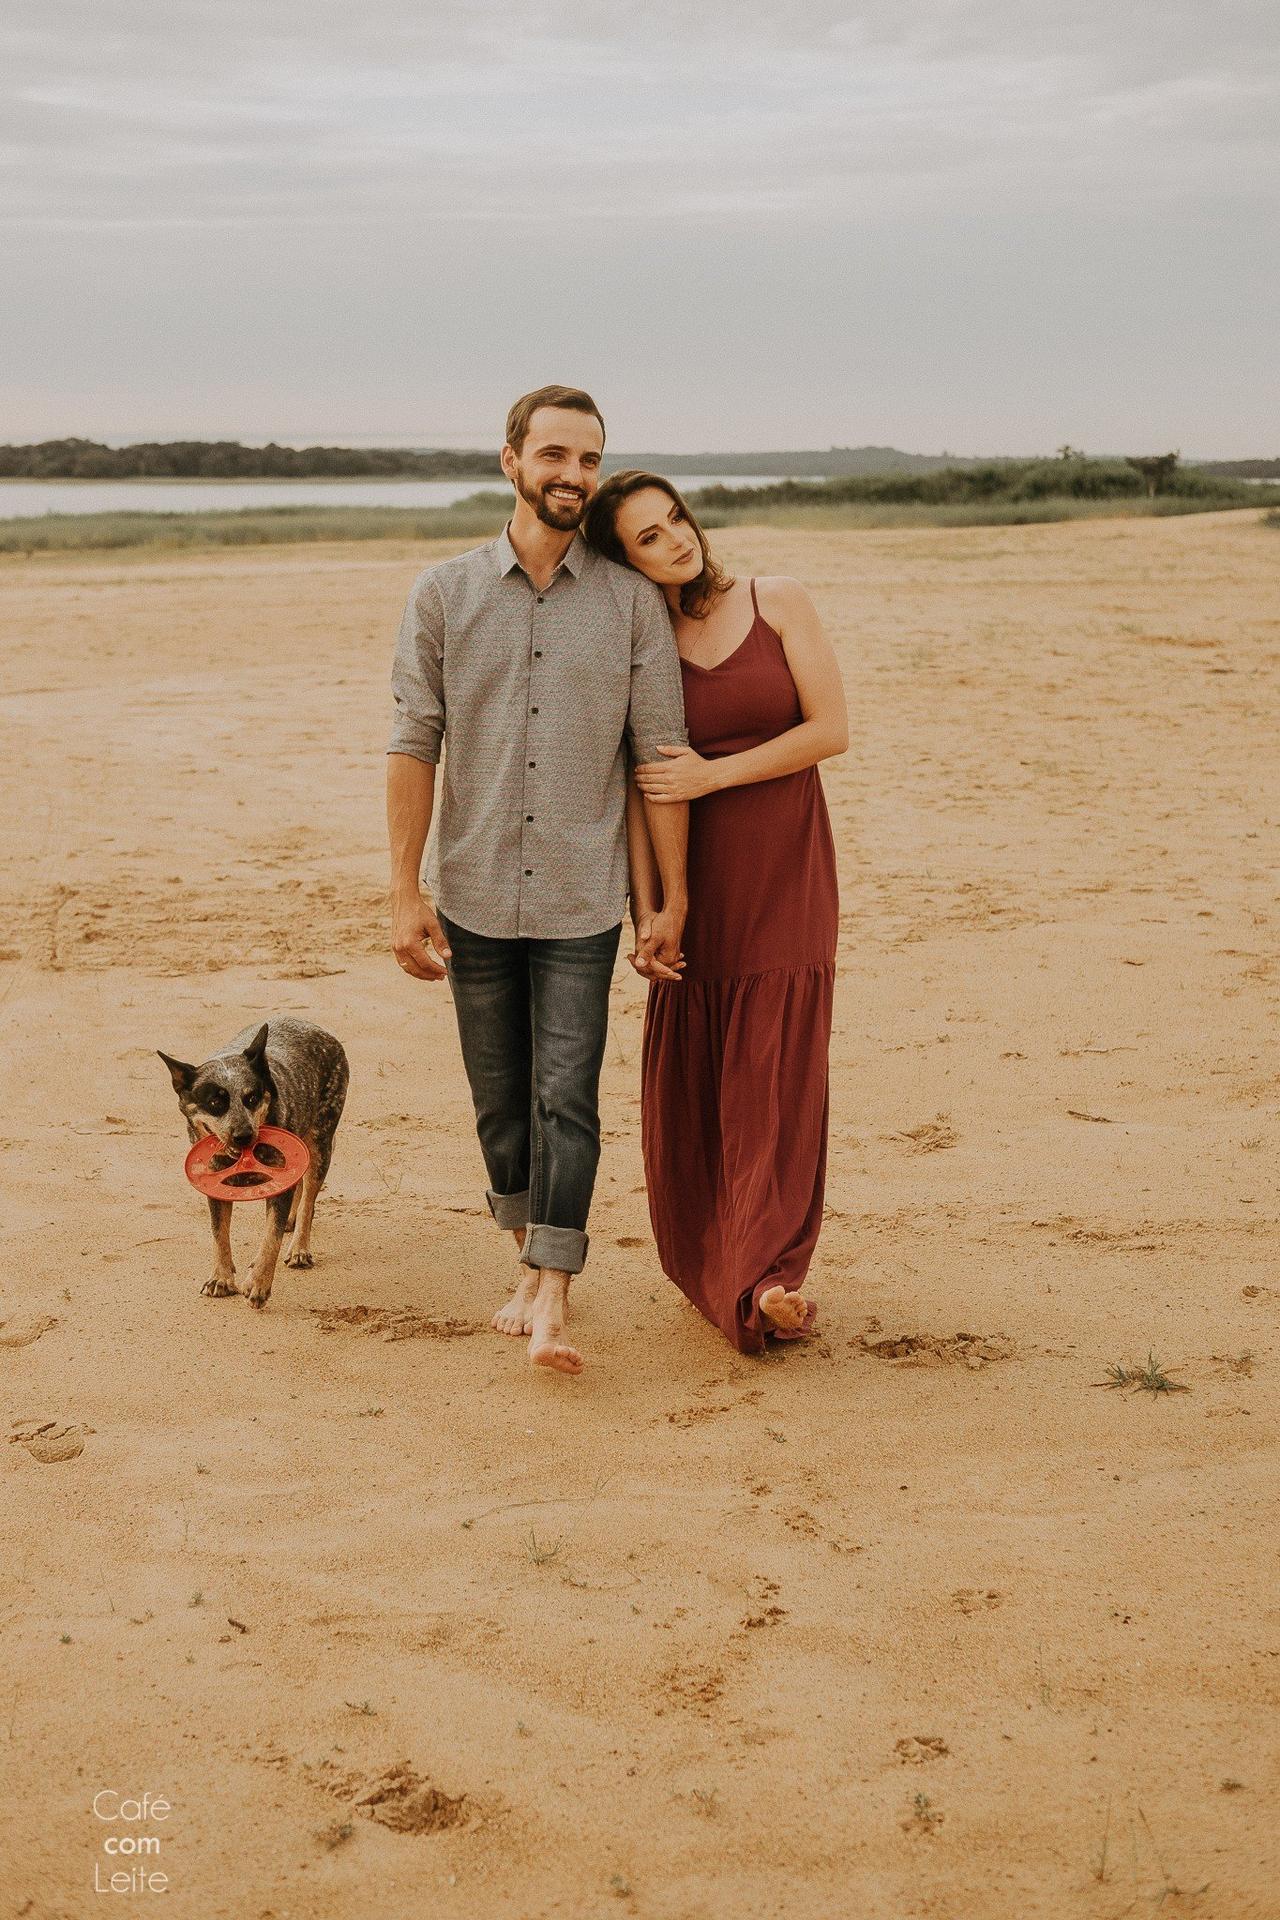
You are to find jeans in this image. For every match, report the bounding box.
[441,914,621,1275]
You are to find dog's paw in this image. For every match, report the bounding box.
[284,1246,314,1269]
[201,1275,239,1299]
[245,1289,272,1310]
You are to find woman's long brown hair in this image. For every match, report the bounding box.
[584,470,734,617]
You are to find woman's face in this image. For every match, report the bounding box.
[610,486,703,586]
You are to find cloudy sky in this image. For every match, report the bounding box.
[3,0,1275,452]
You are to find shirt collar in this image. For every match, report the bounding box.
[494,522,587,582]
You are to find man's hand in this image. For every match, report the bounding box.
[630,910,685,983]
[391,889,452,981]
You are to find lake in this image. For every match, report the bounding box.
[0,475,809,519]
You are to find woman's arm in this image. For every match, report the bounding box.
[634,578,848,802]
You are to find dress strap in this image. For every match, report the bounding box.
[749,576,759,618]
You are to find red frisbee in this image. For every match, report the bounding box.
[185,1125,310,1203]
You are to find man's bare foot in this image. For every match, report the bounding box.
[492,1266,540,1337]
[758,1284,815,1336]
[528,1270,582,1375]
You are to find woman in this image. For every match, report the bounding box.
[584,472,848,1353]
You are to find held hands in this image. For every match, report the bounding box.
[630,906,687,983]
[391,890,452,981]
[634,744,719,803]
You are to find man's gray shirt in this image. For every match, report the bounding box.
[387,524,688,940]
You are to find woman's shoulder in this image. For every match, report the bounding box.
[753,574,815,628]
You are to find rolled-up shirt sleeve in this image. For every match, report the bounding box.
[625,578,688,766]
[387,569,445,763]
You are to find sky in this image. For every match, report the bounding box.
[3,0,1276,454]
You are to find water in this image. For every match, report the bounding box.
[0,474,809,519]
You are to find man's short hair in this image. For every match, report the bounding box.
[505,385,606,456]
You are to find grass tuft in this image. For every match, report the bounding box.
[1098,1351,1190,1394]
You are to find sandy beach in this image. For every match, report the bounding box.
[1,508,1277,1918]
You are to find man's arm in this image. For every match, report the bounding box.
[625,772,684,982]
[625,580,690,971]
[387,572,451,981]
[641,793,688,972]
[387,755,451,979]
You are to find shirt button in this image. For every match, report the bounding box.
[536,595,545,604]
[531,706,539,715]
[534,650,543,658]
[524,869,533,876]
[525,814,534,822]
[528,760,536,768]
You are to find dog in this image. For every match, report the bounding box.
[158,1016,349,1308]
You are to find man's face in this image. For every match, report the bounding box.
[501,406,604,531]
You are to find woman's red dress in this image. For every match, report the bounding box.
[641,580,839,1353]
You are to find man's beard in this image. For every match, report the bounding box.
[513,465,588,531]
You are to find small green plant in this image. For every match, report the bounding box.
[60,1633,72,1644]
[526,1530,564,1567]
[906,1791,944,1833]
[344,1699,377,1715]
[188,1589,204,1608]
[609,1874,633,1897]
[690,1786,719,1817]
[1099,1351,1190,1394]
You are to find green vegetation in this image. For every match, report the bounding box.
[0,494,514,553]
[0,437,500,479]
[1099,1351,1191,1394]
[690,453,1277,512]
[2,458,1276,555]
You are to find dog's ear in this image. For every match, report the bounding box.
[243,1023,270,1065]
[157,1050,197,1093]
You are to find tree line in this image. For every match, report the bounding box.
[0,439,502,480]
[691,453,1245,510]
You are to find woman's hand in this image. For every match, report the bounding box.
[634,744,720,803]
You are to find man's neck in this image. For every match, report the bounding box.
[507,503,577,591]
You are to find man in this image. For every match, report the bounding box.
[386,384,689,1376]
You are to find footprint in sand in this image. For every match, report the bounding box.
[950,1588,1005,1615]
[889,1113,959,1153]
[656,1665,726,1715]
[739,1605,788,1629]
[10,1419,92,1463]
[895,1735,950,1764]
[309,1305,479,1342]
[780,1508,862,1553]
[853,1330,1015,1369]
[0,1314,58,1348]
[302,1758,467,1835]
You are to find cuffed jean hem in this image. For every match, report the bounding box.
[486,1188,531,1231]
[520,1223,589,1276]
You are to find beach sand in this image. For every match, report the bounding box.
[1,510,1276,1917]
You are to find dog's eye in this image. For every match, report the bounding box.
[194,1086,229,1115]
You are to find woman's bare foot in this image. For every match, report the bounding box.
[528,1270,583,1375]
[492,1265,540,1337]
[758,1284,816,1337]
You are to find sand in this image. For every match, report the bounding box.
[1,510,1277,1918]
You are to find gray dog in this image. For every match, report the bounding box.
[158,1016,349,1307]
